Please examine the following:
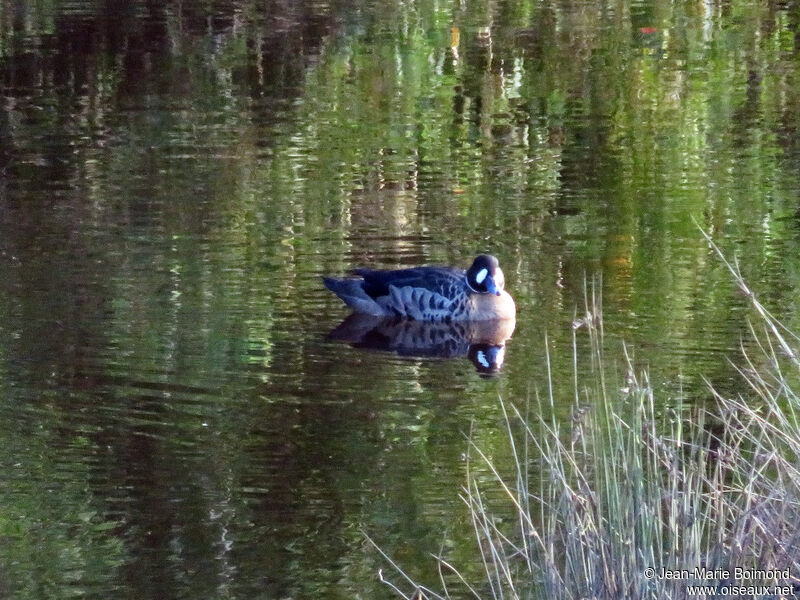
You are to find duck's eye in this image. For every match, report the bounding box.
[475,268,488,284]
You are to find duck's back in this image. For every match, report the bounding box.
[354,266,465,300]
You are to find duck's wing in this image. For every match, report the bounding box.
[352,266,465,320]
[353,266,465,299]
[322,277,388,316]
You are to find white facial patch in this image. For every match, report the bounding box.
[476,350,490,368]
[475,268,488,284]
[495,346,506,367]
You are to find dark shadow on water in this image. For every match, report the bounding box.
[328,314,515,376]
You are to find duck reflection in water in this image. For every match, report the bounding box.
[327,314,515,375]
[323,254,516,374]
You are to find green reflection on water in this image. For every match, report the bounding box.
[2,0,800,597]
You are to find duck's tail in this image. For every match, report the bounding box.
[323,277,387,316]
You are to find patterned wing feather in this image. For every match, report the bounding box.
[380,285,455,321]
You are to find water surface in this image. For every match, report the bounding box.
[3,0,800,597]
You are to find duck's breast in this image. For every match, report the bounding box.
[466,291,516,321]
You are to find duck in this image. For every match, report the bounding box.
[323,254,516,321]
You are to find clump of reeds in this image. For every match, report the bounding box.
[373,240,800,599]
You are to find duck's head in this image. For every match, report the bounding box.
[466,254,505,296]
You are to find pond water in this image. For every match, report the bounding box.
[2,0,800,598]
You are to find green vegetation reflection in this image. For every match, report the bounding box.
[2,0,800,598]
